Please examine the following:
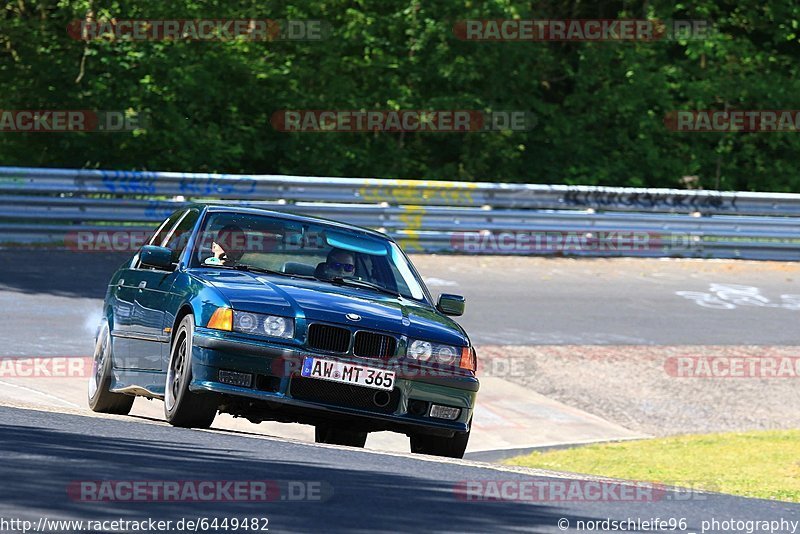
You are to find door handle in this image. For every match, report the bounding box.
[138,281,147,290]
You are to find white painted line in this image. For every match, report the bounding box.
[0,379,82,409]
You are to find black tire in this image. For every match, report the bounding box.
[410,426,471,459]
[164,315,218,428]
[315,425,368,448]
[88,322,134,415]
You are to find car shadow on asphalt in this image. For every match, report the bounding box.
[0,407,602,532]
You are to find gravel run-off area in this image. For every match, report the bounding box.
[478,344,800,436]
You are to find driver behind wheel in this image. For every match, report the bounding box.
[317,248,356,279]
[203,224,246,266]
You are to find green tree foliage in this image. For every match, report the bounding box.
[2,0,800,191]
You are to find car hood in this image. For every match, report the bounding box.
[190,269,468,345]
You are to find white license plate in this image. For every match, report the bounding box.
[300,357,395,391]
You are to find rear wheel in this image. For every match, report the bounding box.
[88,322,134,415]
[164,315,218,428]
[315,425,368,448]
[410,425,470,459]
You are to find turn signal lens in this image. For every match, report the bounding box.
[459,347,476,372]
[207,307,233,331]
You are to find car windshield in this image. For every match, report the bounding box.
[190,211,428,301]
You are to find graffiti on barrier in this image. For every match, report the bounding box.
[100,171,157,194]
[178,176,257,196]
[564,189,735,211]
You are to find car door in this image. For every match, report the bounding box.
[108,262,138,369]
[110,211,185,369]
[121,209,188,370]
[133,208,200,371]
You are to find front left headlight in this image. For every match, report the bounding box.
[233,311,294,339]
[407,339,460,366]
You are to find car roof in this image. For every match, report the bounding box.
[191,204,392,241]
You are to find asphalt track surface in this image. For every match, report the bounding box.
[2,251,800,356]
[1,250,800,531]
[0,406,797,533]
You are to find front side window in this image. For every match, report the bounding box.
[148,209,186,247]
[191,212,427,301]
[164,209,200,262]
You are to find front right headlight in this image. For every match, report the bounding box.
[408,340,433,361]
[233,311,294,339]
[407,339,459,366]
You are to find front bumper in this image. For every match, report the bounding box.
[191,329,479,435]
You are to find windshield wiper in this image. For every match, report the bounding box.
[324,276,402,298]
[234,264,315,279]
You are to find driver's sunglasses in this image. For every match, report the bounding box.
[328,262,355,272]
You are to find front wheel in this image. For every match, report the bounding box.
[88,322,134,415]
[410,426,470,459]
[164,315,218,428]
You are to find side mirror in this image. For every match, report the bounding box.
[139,245,174,270]
[437,294,465,317]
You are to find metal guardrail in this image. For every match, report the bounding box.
[0,166,799,260]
